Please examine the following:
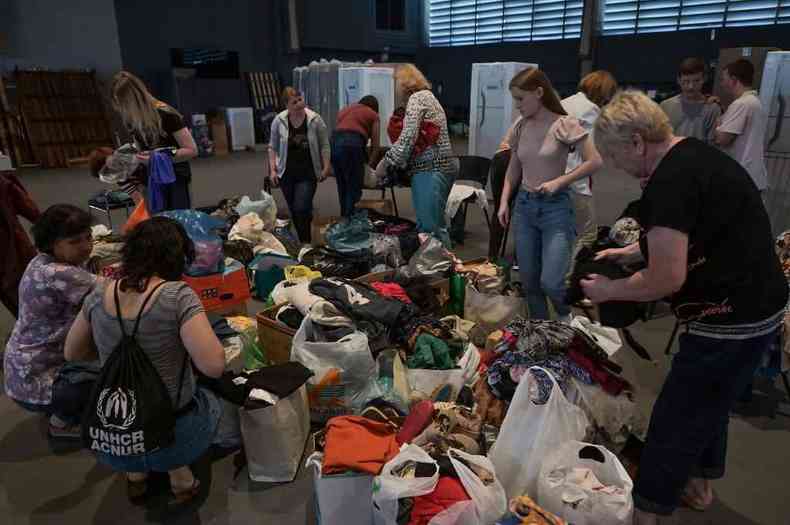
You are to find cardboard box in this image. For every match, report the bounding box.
[182,263,251,312]
[210,118,230,156]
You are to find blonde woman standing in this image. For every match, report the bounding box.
[376,64,457,247]
[111,71,198,210]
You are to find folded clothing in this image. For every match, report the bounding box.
[204,362,313,409]
[397,400,434,445]
[408,476,470,525]
[322,415,400,476]
[407,334,464,370]
[568,348,631,396]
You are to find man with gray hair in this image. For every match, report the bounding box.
[581,90,786,524]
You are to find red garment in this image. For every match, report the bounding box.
[408,476,471,525]
[0,170,41,317]
[396,400,434,444]
[322,416,400,476]
[371,281,413,304]
[567,348,631,396]
[336,103,379,140]
[387,109,441,157]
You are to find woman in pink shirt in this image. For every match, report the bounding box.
[498,68,602,320]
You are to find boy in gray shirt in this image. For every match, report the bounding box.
[660,57,721,143]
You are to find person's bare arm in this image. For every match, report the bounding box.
[714,130,737,147]
[65,311,98,362]
[582,227,688,303]
[171,128,198,161]
[179,312,225,378]
[369,118,381,167]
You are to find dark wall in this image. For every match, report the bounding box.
[416,39,581,119]
[1,0,123,81]
[596,25,790,86]
[299,0,422,54]
[113,0,277,116]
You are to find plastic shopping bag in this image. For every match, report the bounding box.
[448,448,507,525]
[291,318,381,423]
[159,210,226,276]
[373,444,439,525]
[570,316,622,357]
[240,386,310,482]
[428,501,479,525]
[464,284,526,334]
[537,441,633,525]
[407,343,480,403]
[489,367,589,500]
[235,191,277,231]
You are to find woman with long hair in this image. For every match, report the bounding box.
[111,71,198,210]
[65,217,225,504]
[498,68,602,321]
[376,64,457,247]
[269,87,331,243]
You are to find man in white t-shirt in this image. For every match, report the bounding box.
[561,71,618,251]
[714,59,769,191]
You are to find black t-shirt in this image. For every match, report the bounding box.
[285,117,314,180]
[132,107,191,181]
[639,137,787,325]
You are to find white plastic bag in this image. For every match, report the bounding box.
[373,445,439,525]
[448,449,507,525]
[427,501,479,525]
[537,441,633,525]
[464,284,526,334]
[488,367,589,499]
[291,318,381,422]
[407,343,480,402]
[235,191,277,230]
[240,385,310,482]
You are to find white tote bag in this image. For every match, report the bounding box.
[464,284,526,334]
[373,445,440,525]
[537,441,633,525]
[406,343,480,402]
[488,367,589,499]
[241,385,310,482]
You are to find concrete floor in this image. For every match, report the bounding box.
[1,145,789,524]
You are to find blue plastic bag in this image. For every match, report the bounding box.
[159,210,225,276]
[325,211,372,255]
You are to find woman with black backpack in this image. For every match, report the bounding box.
[65,217,225,505]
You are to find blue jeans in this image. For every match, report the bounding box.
[513,190,575,319]
[94,387,222,473]
[634,328,778,515]
[411,170,454,248]
[331,132,366,218]
[280,173,318,243]
[13,362,100,425]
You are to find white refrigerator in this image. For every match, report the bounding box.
[338,67,396,146]
[760,51,790,235]
[469,62,537,159]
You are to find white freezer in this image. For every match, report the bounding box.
[468,62,537,159]
[760,51,790,235]
[339,67,395,146]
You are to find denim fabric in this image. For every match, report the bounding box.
[13,362,99,425]
[280,173,317,243]
[94,387,222,473]
[331,132,367,217]
[634,329,777,515]
[513,190,575,319]
[411,170,454,248]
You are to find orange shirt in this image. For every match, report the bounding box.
[336,104,379,140]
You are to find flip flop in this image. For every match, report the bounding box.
[169,479,201,506]
[680,492,711,512]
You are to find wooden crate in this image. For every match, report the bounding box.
[256,303,297,365]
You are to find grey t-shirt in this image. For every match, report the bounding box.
[660,95,721,143]
[716,90,768,190]
[83,281,204,410]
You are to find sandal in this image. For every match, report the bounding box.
[125,475,148,504]
[169,479,201,506]
[680,492,712,512]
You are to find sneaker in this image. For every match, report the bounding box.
[48,422,81,440]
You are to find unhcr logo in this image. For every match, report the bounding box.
[97,387,137,431]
